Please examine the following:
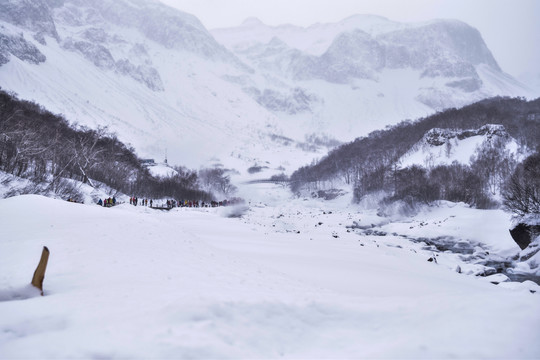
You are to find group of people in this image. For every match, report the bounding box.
[128,197,244,209]
[129,197,150,207]
[93,196,244,209]
[98,197,117,207]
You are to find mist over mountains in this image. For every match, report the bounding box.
[0,0,533,172]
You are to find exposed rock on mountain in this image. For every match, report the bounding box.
[423,124,509,146]
[62,37,115,69]
[250,87,320,114]
[318,29,385,82]
[0,0,59,40]
[115,59,164,91]
[0,32,46,65]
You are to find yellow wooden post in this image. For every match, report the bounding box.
[31,246,50,296]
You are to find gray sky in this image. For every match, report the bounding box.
[159,0,539,79]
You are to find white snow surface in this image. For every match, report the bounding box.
[146,163,178,178]
[1,190,539,359]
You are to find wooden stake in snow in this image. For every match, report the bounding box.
[31,246,49,296]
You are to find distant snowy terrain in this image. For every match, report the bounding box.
[0,190,539,358]
[0,0,533,173]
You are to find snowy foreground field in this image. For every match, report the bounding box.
[1,187,539,359]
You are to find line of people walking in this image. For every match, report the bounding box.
[129,197,150,206]
[128,197,244,209]
[95,196,243,208]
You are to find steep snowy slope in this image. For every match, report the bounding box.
[0,0,316,171]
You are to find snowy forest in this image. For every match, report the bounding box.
[291,97,540,211]
[3,88,539,212]
[0,89,236,201]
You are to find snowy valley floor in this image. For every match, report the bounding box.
[0,186,539,359]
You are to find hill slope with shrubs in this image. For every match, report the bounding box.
[290,97,540,210]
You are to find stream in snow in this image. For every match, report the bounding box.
[350,223,540,286]
[238,183,540,291]
[408,235,540,285]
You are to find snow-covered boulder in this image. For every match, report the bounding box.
[510,223,540,250]
[509,215,540,250]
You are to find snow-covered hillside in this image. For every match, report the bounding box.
[399,124,524,168]
[0,0,533,173]
[1,192,539,358]
[0,0,310,172]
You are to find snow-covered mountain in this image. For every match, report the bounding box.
[213,16,532,139]
[0,0,302,171]
[398,124,523,169]
[0,0,532,173]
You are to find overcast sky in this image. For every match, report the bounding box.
[159,0,539,79]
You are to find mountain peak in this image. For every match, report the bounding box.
[241,17,265,27]
[340,14,392,25]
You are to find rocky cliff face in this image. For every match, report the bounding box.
[0,32,46,65]
[423,124,509,146]
[0,0,246,91]
[0,0,59,40]
[53,0,238,63]
[380,20,499,74]
[0,0,58,65]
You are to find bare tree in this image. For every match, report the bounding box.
[471,137,516,195]
[66,126,108,186]
[503,152,540,216]
[198,167,237,197]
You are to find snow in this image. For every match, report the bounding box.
[146,163,178,178]
[1,191,539,358]
[516,235,540,276]
[1,5,539,357]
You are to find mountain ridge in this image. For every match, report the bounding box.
[0,0,533,172]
